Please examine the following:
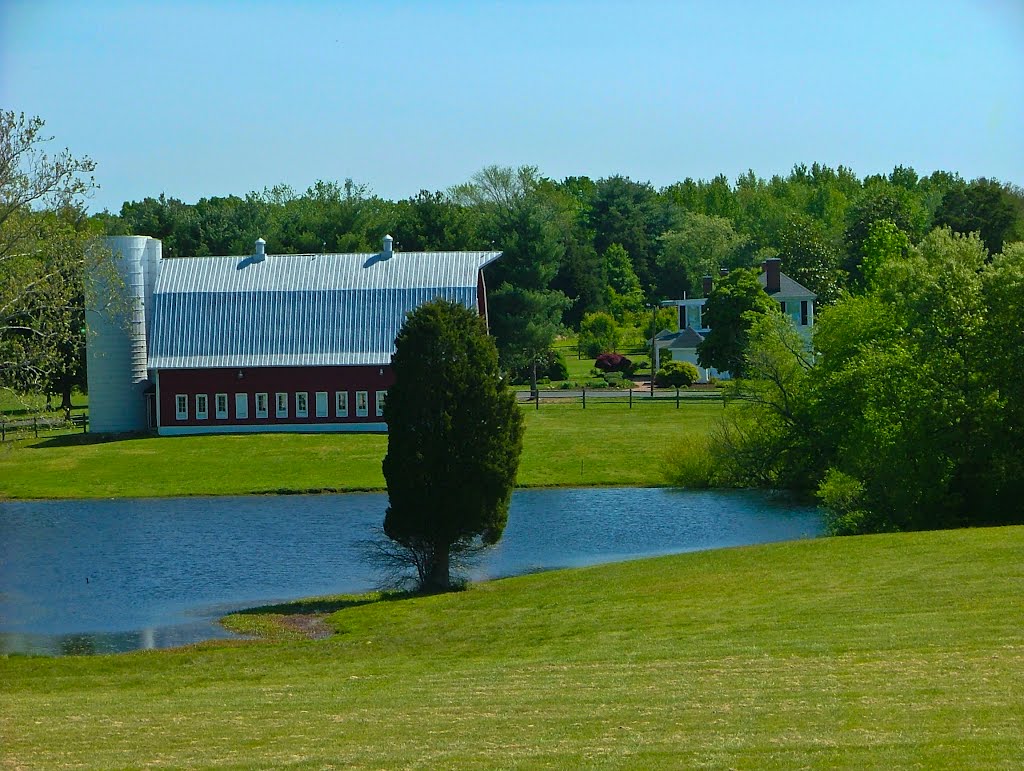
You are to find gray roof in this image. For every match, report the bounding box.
[148,250,500,369]
[760,271,816,299]
[654,328,678,342]
[666,327,705,349]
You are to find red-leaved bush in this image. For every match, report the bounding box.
[594,353,632,373]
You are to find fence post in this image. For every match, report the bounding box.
[535,390,539,410]
[34,416,38,438]
[629,387,632,409]
[676,387,680,408]
[1,421,5,442]
[582,386,586,410]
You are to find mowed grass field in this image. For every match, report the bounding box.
[3,526,1023,768]
[0,400,720,499]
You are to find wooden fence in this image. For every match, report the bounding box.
[516,388,723,410]
[0,414,88,442]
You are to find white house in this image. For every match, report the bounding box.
[657,258,815,381]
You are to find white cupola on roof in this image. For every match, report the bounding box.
[382,234,393,259]
[253,238,266,263]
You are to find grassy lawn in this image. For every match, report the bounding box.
[0,400,722,499]
[511,336,656,388]
[3,526,1022,767]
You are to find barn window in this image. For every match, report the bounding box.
[175,394,188,420]
[335,391,349,418]
[254,392,267,419]
[215,393,228,419]
[356,390,368,417]
[315,391,328,418]
[375,390,387,417]
[276,392,288,418]
[296,392,308,418]
[195,394,209,420]
[236,393,249,420]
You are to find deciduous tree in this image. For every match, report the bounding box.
[578,311,620,357]
[697,268,777,378]
[0,112,101,400]
[657,212,749,298]
[933,178,1023,255]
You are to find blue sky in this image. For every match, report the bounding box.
[2,0,1022,213]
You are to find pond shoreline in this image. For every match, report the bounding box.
[1,488,823,655]
[0,480,718,503]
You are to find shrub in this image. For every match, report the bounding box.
[508,349,569,383]
[655,360,700,388]
[579,312,620,358]
[817,468,869,535]
[662,436,718,489]
[594,352,633,373]
[547,351,569,381]
[585,379,610,388]
[816,468,895,536]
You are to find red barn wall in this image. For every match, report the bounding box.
[157,365,394,429]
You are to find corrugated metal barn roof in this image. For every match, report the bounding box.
[148,250,500,369]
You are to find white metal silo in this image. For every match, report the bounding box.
[85,236,158,433]
[142,237,162,341]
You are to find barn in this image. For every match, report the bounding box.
[85,235,502,435]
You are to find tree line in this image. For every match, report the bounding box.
[95,163,1023,374]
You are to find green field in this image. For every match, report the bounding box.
[3,526,1022,767]
[0,400,721,499]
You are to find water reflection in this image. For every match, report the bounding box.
[1,622,242,656]
[0,488,822,655]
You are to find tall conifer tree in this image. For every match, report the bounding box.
[382,299,523,591]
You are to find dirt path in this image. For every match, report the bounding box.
[277,614,334,640]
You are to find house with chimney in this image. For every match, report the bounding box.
[85,235,501,435]
[656,257,815,382]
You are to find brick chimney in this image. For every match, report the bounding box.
[763,258,781,293]
[702,275,713,296]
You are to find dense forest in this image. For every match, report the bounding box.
[94,164,1024,378]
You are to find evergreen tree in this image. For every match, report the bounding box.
[382,299,524,591]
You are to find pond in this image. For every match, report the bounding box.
[0,488,822,655]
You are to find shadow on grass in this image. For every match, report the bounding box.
[24,431,152,449]
[230,590,424,617]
